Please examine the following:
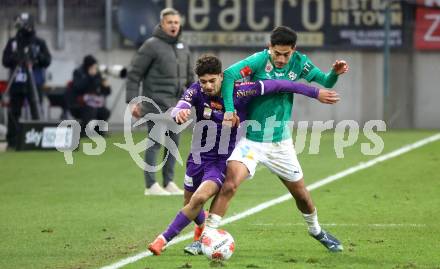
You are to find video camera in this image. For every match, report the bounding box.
[15,13,34,32]
[13,13,37,64]
[98,65,127,79]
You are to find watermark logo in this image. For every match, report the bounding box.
[55,97,387,171]
[114,96,191,171]
[56,96,192,172]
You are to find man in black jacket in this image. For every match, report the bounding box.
[70,55,111,136]
[126,8,194,196]
[2,13,51,148]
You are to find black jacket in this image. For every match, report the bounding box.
[2,31,51,89]
[126,25,193,113]
[69,66,111,108]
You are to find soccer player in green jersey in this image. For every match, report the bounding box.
[204,26,349,252]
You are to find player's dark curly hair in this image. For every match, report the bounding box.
[194,54,222,77]
[270,26,297,47]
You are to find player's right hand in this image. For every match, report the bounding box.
[222,111,240,128]
[332,60,349,75]
[317,89,340,104]
[175,109,191,124]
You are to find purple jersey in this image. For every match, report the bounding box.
[176,81,258,161]
[180,81,266,192]
[174,79,318,192]
[172,80,319,161]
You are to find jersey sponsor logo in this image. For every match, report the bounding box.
[210,101,223,110]
[239,66,252,77]
[235,81,255,86]
[265,60,273,73]
[288,71,297,81]
[274,72,284,77]
[236,89,257,98]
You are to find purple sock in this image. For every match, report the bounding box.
[194,209,205,226]
[162,211,191,242]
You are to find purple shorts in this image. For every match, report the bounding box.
[184,155,227,193]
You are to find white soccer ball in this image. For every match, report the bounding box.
[201,229,235,261]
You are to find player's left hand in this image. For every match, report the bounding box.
[317,89,340,104]
[332,60,349,75]
[222,111,240,128]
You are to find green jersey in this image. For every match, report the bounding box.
[221,49,339,142]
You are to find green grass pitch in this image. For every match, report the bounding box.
[0,130,439,269]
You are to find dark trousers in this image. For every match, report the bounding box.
[144,121,180,188]
[7,88,42,146]
[71,106,111,136]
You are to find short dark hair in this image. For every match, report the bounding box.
[83,54,97,69]
[270,26,297,47]
[194,55,222,77]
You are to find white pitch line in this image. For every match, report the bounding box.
[251,223,428,228]
[100,133,440,269]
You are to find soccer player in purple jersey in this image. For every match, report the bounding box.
[147,55,339,256]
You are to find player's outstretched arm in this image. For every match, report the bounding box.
[261,80,319,98]
[221,52,266,127]
[308,59,349,88]
[221,53,263,112]
[317,89,340,104]
[258,80,340,104]
[222,70,242,128]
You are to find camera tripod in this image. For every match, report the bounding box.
[3,60,43,121]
